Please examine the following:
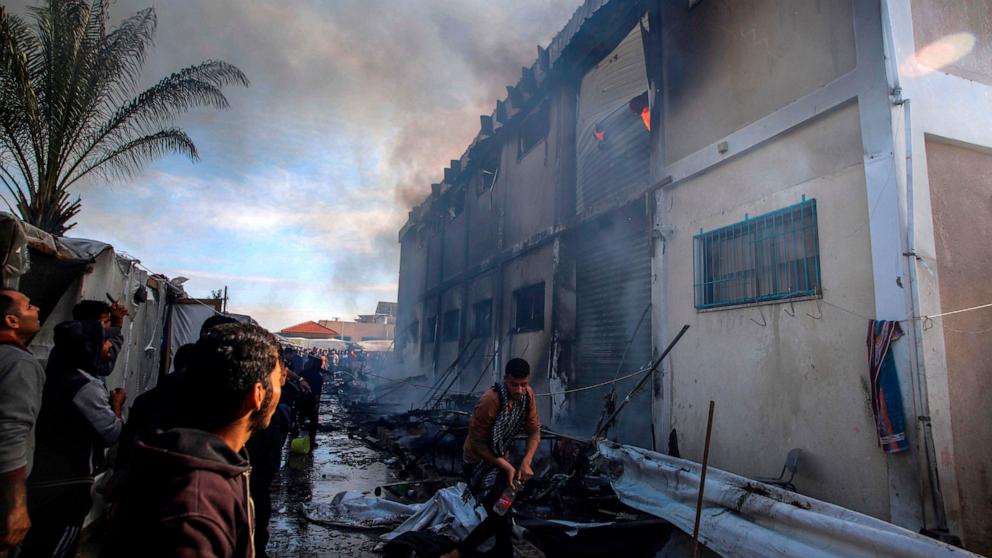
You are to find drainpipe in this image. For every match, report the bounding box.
[900,97,949,534]
[880,0,948,534]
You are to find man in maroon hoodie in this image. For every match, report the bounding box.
[103,323,284,558]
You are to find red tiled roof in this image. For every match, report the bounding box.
[279,321,340,336]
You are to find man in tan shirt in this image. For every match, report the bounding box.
[445,358,541,558]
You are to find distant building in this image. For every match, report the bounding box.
[279,321,340,340]
[320,301,396,342]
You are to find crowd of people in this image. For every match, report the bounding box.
[0,289,335,558]
[0,287,539,558]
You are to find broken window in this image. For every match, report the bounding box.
[518,102,550,158]
[424,316,437,343]
[513,282,545,332]
[472,299,493,338]
[478,165,498,195]
[694,198,821,309]
[442,309,460,341]
[446,188,465,220]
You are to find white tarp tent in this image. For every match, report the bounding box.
[0,212,173,403]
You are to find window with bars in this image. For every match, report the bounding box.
[693,198,821,309]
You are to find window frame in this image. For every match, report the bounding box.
[441,309,460,342]
[693,198,821,310]
[517,102,550,159]
[512,282,545,333]
[471,299,493,338]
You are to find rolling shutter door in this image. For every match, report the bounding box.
[576,23,651,214]
[573,200,653,446]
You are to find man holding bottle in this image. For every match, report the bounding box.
[444,358,541,558]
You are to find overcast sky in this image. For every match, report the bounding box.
[3,0,582,329]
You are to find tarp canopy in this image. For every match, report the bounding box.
[354,339,394,353]
[169,302,255,371]
[595,441,981,558]
[279,337,348,352]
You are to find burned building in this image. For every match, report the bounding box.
[395,0,992,553]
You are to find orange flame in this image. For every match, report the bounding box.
[640,107,650,131]
[594,130,606,141]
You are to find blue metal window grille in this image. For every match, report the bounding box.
[694,198,821,309]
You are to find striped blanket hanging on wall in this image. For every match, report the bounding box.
[867,320,910,453]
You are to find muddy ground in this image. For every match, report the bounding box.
[264,389,392,557]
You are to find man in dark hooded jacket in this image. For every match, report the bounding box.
[20,321,125,558]
[113,313,240,471]
[103,323,283,558]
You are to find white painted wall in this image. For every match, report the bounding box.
[657,102,896,519]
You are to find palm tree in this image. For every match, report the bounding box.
[0,0,248,234]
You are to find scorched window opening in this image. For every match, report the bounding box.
[513,282,545,333]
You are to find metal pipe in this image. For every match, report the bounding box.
[880,0,948,532]
[902,99,948,532]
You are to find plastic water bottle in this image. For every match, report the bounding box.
[492,485,516,516]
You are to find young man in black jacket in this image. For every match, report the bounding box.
[104,323,283,558]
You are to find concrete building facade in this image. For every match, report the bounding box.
[395,0,992,552]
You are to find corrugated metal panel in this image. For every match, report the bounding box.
[576,24,651,213]
[573,201,652,446]
[547,0,612,66]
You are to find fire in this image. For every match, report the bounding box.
[594,130,606,141]
[640,106,650,131]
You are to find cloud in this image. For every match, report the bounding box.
[169,269,313,286]
[3,0,583,329]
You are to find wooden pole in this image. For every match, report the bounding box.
[692,400,715,558]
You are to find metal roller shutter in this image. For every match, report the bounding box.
[573,200,653,446]
[576,23,651,214]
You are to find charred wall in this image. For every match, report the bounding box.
[396,226,427,362]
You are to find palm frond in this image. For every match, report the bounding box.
[0,0,247,234]
[64,128,197,189]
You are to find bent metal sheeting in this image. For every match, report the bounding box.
[595,441,978,558]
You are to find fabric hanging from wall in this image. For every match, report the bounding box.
[867,320,909,453]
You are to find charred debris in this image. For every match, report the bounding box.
[320,324,692,556]
[329,370,676,557]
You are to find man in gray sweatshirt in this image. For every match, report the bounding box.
[0,290,43,553]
